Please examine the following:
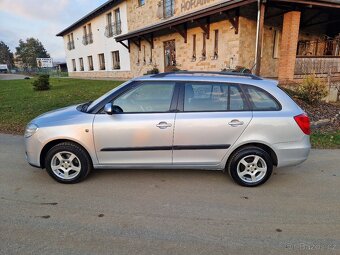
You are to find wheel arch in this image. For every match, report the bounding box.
[40,139,93,168]
[225,142,278,170]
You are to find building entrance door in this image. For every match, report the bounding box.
[164,40,176,72]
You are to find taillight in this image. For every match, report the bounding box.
[294,114,311,135]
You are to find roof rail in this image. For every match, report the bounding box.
[151,71,262,80]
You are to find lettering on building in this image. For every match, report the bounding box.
[180,0,215,12]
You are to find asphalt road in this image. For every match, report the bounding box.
[0,134,339,255]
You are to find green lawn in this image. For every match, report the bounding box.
[0,78,123,134]
[0,77,338,149]
[310,131,340,149]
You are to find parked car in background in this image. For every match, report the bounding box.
[0,64,9,73]
[25,71,311,187]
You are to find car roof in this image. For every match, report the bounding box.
[134,71,279,89]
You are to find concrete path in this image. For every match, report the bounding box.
[0,73,32,80]
[0,134,339,255]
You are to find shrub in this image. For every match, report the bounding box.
[221,66,251,73]
[144,67,160,75]
[32,74,50,91]
[298,74,328,104]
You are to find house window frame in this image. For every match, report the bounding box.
[273,29,280,59]
[201,32,207,60]
[213,29,219,60]
[163,0,175,19]
[112,51,121,69]
[98,53,106,70]
[71,59,76,71]
[88,56,94,71]
[192,34,196,61]
[138,0,145,7]
[114,8,122,35]
[79,57,84,71]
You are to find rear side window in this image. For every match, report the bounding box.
[183,82,247,111]
[243,86,281,111]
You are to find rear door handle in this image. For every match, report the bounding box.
[228,119,244,127]
[156,121,172,129]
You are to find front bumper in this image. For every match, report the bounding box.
[25,135,43,168]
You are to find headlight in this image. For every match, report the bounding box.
[24,123,39,138]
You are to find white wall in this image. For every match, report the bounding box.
[63,1,130,74]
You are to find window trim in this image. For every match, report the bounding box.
[178,81,250,113]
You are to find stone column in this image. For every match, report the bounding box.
[278,11,301,81]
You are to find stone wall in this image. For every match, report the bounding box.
[126,0,222,31]
[238,16,281,78]
[128,19,240,77]
[69,70,132,79]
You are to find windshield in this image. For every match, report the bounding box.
[86,80,132,112]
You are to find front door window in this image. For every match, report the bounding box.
[113,82,175,113]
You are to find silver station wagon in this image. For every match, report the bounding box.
[25,72,311,187]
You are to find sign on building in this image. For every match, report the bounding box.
[36,58,53,68]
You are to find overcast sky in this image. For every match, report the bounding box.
[0,0,107,62]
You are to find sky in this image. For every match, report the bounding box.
[0,0,108,62]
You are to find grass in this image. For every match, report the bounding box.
[0,78,123,134]
[311,131,340,149]
[0,77,339,149]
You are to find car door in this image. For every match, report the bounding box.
[173,81,253,165]
[93,81,178,165]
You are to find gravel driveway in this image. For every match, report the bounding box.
[0,134,339,255]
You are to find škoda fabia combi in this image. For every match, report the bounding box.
[25,72,310,187]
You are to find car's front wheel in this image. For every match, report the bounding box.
[227,146,273,187]
[45,142,92,184]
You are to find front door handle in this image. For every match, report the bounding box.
[228,119,244,127]
[156,121,172,129]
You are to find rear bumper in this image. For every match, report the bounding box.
[274,136,311,168]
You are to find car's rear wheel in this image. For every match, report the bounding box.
[45,142,91,184]
[227,146,273,187]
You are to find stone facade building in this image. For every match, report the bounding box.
[58,0,340,81]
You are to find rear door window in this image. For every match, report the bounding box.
[183,82,247,112]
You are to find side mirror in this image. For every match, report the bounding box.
[104,103,123,115]
[104,103,113,115]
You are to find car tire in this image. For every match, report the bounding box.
[45,142,92,184]
[227,146,273,187]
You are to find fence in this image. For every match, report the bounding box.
[294,56,340,77]
[10,67,68,77]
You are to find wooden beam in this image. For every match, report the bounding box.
[173,23,187,43]
[141,34,154,49]
[119,40,130,52]
[131,37,141,51]
[300,11,322,28]
[272,0,340,9]
[223,9,239,34]
[265,10,287,20]
[198,17,210,39]
[255,1,265,76]
[302,18,340,29]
